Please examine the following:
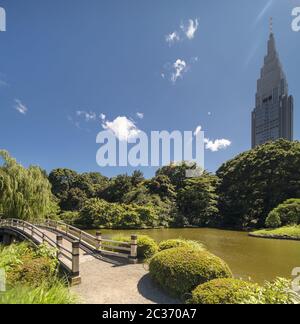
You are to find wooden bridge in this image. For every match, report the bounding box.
[0,218,178,304]
[0,218,138,285]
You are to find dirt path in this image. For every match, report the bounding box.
[71,257,179,304]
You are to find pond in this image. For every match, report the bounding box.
[87,227,300,284]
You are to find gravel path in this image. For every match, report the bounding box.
[71,256,179,304]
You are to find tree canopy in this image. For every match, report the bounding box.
[0,150,58,221]
[217,140,300,228]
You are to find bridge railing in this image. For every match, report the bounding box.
[0,218,81,284]
[42,219,138,262]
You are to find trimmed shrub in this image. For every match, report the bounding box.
[158,239,205,252]
[265,211,282,228]
[149,247,232,298]
[265,198,300,228]
[113,235,158,259]
[137,235,158,259]
[187,278,259,304]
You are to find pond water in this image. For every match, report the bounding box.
[87,227,300,284]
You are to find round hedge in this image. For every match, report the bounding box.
[158,239,205,252]
[136,235,158,259]
[149,247,232,298]
[187,278,259,304]
[113,235,158,259]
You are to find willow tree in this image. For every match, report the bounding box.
[0,150,58,221]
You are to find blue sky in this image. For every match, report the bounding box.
[0,0,299,178]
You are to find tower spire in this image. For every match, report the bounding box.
[269,17,273,34]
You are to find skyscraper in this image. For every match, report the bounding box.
[251,27,294,148]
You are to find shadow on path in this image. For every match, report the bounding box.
[137,274,180,304]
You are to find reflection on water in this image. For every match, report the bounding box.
[87,227,300,284]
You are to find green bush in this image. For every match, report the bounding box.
[149,247,232,298]
[59,211,80,225]
[265,211,282,228]
[187,278,259,304]
[158,239,205,252]
[243,278,300,304]
[113,235,158,259]
[137,235,158,259]
[7,256,56,287]
[0,243,58,287]
[265,199,300,228]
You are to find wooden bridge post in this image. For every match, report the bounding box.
[71,241,81,285]
[129,235,138,264]
[96,232,102,251]
[56,235,63,258]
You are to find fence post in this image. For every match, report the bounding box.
[56,235,63,259]
[129,235,138,264]
[72,241,80,276]
[96,232,102,251]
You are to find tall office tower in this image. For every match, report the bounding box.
[251,28,294,148]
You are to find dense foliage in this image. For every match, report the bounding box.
[3,139,300,230]
[48,162,218,229]
[176,176,219,226]
[0,242,58,287]
[0,151,58,221]
[187,278,259,304]
[187,277,300,304]
[265,199,300,228]
[149,247,232,298]
[0,243,76,304]
[217,140,300,228]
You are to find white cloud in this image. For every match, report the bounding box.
[204,138,231,152]
[165,31,180,45]
[14,99,28,115]
[76,110,97,122]
[171,59,188,83]
[100,113,106,121]
[181,19,199,40]
[102,116,141,142]
[136,112,144,119]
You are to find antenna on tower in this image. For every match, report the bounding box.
[270,17,273,34]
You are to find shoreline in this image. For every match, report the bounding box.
[249,232,300,241]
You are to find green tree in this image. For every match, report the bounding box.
[130,170,145,187]
[0,150,58,221]
[176,175,219,226]
[156,162,198,190]
[146,175,176,200]
[100,174,133,203]
[217,140,300,228]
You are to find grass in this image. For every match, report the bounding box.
[0,279,78,304]
[250,225,300,240]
